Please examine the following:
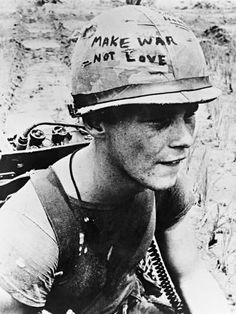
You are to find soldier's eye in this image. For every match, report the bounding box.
[148,118,172,130]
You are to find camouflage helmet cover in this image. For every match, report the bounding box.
[71,5,221,115]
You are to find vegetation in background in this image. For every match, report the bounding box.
[0,0,235,311]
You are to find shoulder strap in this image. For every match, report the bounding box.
[30,167,78,274]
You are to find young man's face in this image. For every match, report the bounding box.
[104,103,198,191]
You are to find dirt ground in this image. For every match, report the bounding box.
[0,0,236,312]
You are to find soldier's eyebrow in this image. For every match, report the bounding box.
[136,103,199,122]
[137,108,174,122]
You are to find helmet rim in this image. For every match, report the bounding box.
[72,85,221,116]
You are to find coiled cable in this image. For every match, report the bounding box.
[139,238,187,314]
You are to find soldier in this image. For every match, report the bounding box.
[0,5,231,314]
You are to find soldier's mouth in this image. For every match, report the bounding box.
[159,157,186,165]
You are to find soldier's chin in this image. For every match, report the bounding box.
[150,172,179,191]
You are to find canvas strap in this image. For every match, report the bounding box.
[30,167,78,274]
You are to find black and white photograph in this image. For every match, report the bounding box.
[0,0,235,313]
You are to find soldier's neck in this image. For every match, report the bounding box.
[72,142,144,206]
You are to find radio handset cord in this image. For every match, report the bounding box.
[139,238,187,314]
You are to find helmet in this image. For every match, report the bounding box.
[71,5,221,116]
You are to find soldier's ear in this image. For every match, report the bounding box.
[83,119,106,138]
